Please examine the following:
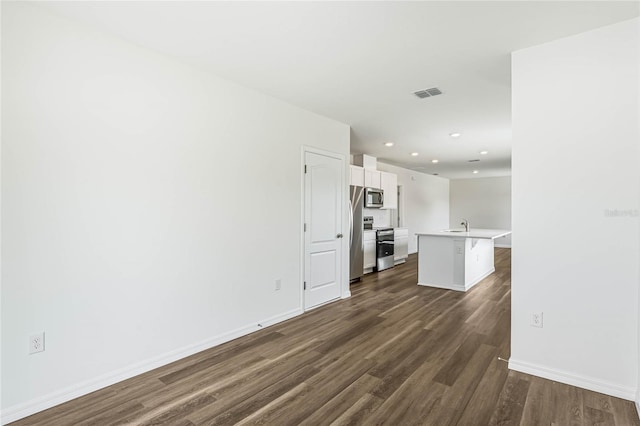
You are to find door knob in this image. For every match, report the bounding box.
[337,233,343,238]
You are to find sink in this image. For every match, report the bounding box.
[442,229,466,233]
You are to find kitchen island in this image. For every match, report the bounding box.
[416,229,511,292]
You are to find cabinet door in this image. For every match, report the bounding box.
[350,165,364,187]
[394,236,409,260]
[380,172,398,209]
[364,240,377,268]
[363,230,377,269]
[364,170,381,189]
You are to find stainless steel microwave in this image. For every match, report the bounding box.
[364,187,384,208]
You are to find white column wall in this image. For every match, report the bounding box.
[510,18,639,399]
[1,3,350,421]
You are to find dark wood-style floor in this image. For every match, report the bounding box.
[13,249,640,425]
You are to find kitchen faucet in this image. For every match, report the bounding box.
[461,219,470,232]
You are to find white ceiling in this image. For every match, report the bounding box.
[38,1,639,179]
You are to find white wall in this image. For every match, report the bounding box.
[511,18,639,400]
[376,162,449,253]
[450,176,512,247]
[1,3,350,422]
[363,206,390,228]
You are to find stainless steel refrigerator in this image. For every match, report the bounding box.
[349,186,364,282]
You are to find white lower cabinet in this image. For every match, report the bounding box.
[394,228,409,264]
[363,230,377,272]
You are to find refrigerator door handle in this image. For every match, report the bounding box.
[348,199,353,247]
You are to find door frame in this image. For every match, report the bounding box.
[300,146,350,311]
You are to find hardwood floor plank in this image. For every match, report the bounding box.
[202,365,320,425]
[186,349,323,424]
[367,328,433,382]
[369,336,437,400]
[548,381,584,426]
[299,373,382,426]
[233,382,311,426]
[456,354,510,426]
[519,376,555,425]
[584,406,616,426]
[364,357,447,424]
[329,393,384,426]
[280,353,377,425]
[156,331,284,385]
[488,373,531,425]
[137,393,216,426]
[432,332,487,386]
[423,343,496,425]
[10,249,640,426]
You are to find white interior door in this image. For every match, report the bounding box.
[304,150,344,310]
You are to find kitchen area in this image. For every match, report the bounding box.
[349,154,409,283]
[349,153,512,292]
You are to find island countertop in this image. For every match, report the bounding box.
[416,228,511,240]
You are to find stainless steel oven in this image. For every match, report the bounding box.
[376,228,395,271]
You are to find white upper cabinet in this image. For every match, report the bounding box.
[353,154,377,170]
[350,165,365,187]
[380,171,397,209]
[364,169,381,189]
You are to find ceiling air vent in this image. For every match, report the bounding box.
[414,87,442,99]
[468,159,480,163]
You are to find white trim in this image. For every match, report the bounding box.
[304,296,341,311]
[0,308,302,425]
[464,268,495,290]
[636,400,640,421]
[417,267,495,292]
[299,147,307,313]
[508,358,636,401]
[341,290,351,299]
[494,244,512,248]
[418,281,467,292]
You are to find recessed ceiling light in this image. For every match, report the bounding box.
[480,150,488,155]
[384,142,394,147]
[449,132,461,138]
[473,170,479,174]
[411,152,419,156]
[431,159,439,163]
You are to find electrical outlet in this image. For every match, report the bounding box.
[531,312,543,328]
[29,332,45,354]
[275,279,281,291]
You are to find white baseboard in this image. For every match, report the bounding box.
[341,291,352,299]
[418,267,495,293]
[508,358,636,401]
[636,400,640,421]
[418,281,467,292]
[494,244,511,248]
[1,308,303,425]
